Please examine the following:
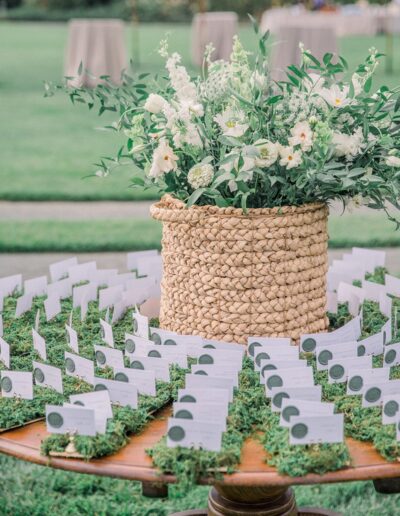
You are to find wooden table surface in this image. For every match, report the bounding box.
[1,408,399,487]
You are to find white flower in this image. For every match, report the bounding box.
[319,85,351,108]
[166,52,198,102]
[351,74,363,96]
[386,155,400,167]
[254,139,279,168]
[288,121,313,152]
[332,127,365,160]
[251,70,267,90]
[279,146,302,170]
[144,94,166,114]
[187,163,214,189]
[214,107,248,138]
[149,139,178,178]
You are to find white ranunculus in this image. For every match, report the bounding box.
[279,146,302,170]
[288,121,313,152]
[214,107,249,138]
[144,94,167,114]
[187,163,214,189]
[319,85,351,108]
[332,128,364,160]
[254,139,279,168]
[386,155,400,167]
[148,139,178,178]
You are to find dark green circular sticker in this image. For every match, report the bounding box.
[65,357,76,373]
[73,400,84,406]
[47,412,63,428]
[329,364,345,380]
[385,349,397,365]
[272,392,290,409]
[1,377,12,393]
[150,332,161,345]
[248,342,262,357]
[34,368,45,384]
[282,405,300,422]
[266,375,283,390]
[384,400,399,417]
[398,421,400,432]
[357,344,366,357]
[383,331,387,346]
[168,425,185,442]
[148,350,161,358]
[125,338,135,353]
[199,354,213,365]
[175,409,193,420]
[164,339,177,346]
[255,352,270,367]
[291,423,308,439]
[318,349,333,366]
[96,350,107,365]
[365,387,382,403]
[262,364,276,377]
[180,395,196,403]
[203,344,216,349]
[302,338,316,353]
[94,383,108,392]
[115,372,129,382]
[348,375,363,392]
[131,360,144,370]
[195,370,208,375]
[132,319,138,333]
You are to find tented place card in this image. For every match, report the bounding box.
[99,318,114,347]
[0,274,22,296]
[347,367,390,395]
[68,261,97,284]
[362,280,386,303]
[185,374,234,401]
[49,257,78,283]
[44,294,61,322]
[65,324,79,354]
[269,385,322,412]
[149,326,179,345]
[46,405,96,436]
[316,341,359,371]
[327,356,372,384]
[327,291,338,313]
[382,394,400,425]
[136,255,162,280]
[64,352,94,385]
[73,283,97,308]
[177,388,230,406]
[385,274,400,297]
[247,337,292,358]
[203,338,246,355]
[15,293,33,318]
[337,282,365,305]
[114,367,156,396]
[0,337,10,368]
[280,399,335,428]
[108,272,136,289]
[167,418,222,452]
[254,346,299,370]
[127,250,158,272]
[70,390,113,433]
[129,355,170,382]
[379,293,392,319]
[259,359,308,384]
[94,345,124,370]
[384,344,400,367]
[132,312,149,339]
[32,328,47,361]
[93,377,138,409]
[99,285,124,310]
[289,414,344,445]
[24,276,47,297]
[33,361,63,393]
[264,367,314,391]
[357,332,384,357]
[197,348,243,369]
[350,247,386,269]
[1,371,33,399]
[47,278,72,300]
[300,315,361,353]
[89,268,118,287]
[125,334,188,368]
[173,402,227,431]
[362,380,400,407]
[191,365,239,388]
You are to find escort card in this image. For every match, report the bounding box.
[382,394,400,425]
[127,250,158,271]
[289,414,344,445]
[149,329,203,357]
[337,282,365,304]
[99,285,124,310]
[247,337,292,358]
[0,337,10,368]
[167,418,222,452]
[0,274,22,296]
[70,390,113,419]
[380,293,392,319]
[89,268,118,287]
[173,402,227,430]
[185,374,234,401]
[108,273,136,289]
[50,257,78,282]
[327,291,338,313]
[125,276,158,296]
[129,355,170,382]
[73,283,97,308]
[65,352,94,385]
[114,367,156,396]
[177,388,230,406]
[362,380,400,407]
[259,359,308,384]
[300,315,361,353]
[203,338,245,355]
[331,258,367,278]
[33,361,63,393]
[280,399,335,427]
[68,261,97,284]
[125,334,187,368]
[137,255,162,280]
[46,405,96,436]
[65,324,79,353]
[347,367,390,395]
[264,367,314,391]
[132,312,149,339]
[384,343,400,367]
[349,247,385,269]
[385,274,400,297]
[93,377,138,409]
[362,280,386,303]
[197,348,243,370]
[327,356,372,384]
[149,326,178,345]
[191,364,239,387]
[32,328,46,360]
[44,294,61,322]
[1,371,33,399]
[316,341,359,371]
[111,299,128,324]
[24,276,47,297]
[80,296,88,322]
[357,332,384,357]
[15,293,33,318]
[47,277,72,300]
[99,318,114,347]
[254,346,299,370]
[270,385,322,412]
[94,345,124,370]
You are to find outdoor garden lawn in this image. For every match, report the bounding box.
[0,22,400,201]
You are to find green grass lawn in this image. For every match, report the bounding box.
[0,22,400,201]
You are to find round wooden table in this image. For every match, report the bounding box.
[1,407,399,516]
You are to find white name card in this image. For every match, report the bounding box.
[73,283,97,309]
[264,367,314,392]
[382,394,400,425]
[15,293,33,318]
[70,390,113,419]
[114,367,156,396]
[362,380,400,407]
[385,274,400,297]
[327,356,372,384]
[197,348,243,370]
[185,373,234,400]
[99,318,114,347]
[68,261,97,284]
[259,359,308,384]
[203,338,245,356]
[125,334,187,368]
[47,278,72,300]
[94,345,124,370]
[99,285,124,311]
[149,326,179,345]
[300,316,361,354]
[127,250,158,271]
[177,388,230,406]
[167,418,222,452]
[384,343,400,367]
[254,346,299,370]
[191,364,239,387]
[247,337,292,358]
[379,293,392,319]
[289,414,344,445]
[280,399,335,428]
[33,361,63,393]
[0,274,22,296]
[1,371,33,399]
[93,377,138,409]
[44,294,61,322]
[46,405,96,436]
[316,341,359,371]
[347,367,390,395]
[24,276,47,297]
[357,332,384,357]
[65,324,79,354]
[129,355,170,382]
[50,257,78,282]
[362,280,386,303]
[173,402,227,431]
[352,247,385,268]
[270,385,322,412]
[132,312,149,339]
[0,337,10,368]
[32,328,46,361]
[65,352,94,385]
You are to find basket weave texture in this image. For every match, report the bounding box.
[150,194,329,344]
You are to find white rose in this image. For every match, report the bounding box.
[386,155,400,167]
[144,93,167,114]
[254,139,278,168]
[187,163,214,189]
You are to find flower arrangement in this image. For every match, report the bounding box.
[49,23,400,220]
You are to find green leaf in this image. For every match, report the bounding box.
[364,76,373,93]
[187,188,206,208]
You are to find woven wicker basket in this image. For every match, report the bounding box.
[150,194,329,344]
